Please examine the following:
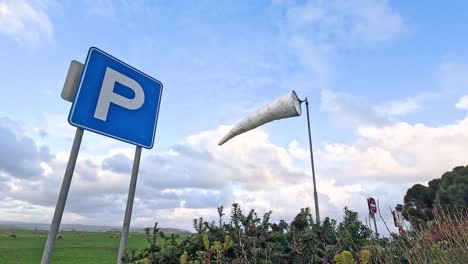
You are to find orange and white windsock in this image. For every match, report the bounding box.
[218,90,302,146]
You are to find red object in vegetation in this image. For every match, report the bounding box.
[367,197,377,214]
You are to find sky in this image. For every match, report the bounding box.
[0,0,467,235]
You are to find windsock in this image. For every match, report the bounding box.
[218,90,302,146]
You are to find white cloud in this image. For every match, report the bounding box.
[272,0,403,88]
[288,140,309,160]
[84,0,116,19]
[322,118,468,182]
[316,117,468,234]
[289,35,334,86]
[142,126,308,191]
[0,118,52,179]
[320,89,388,125]
[322,89,433,124]
[376,96,421,116]
[284,0,402,45]
[0,198,53,223]
[0,0,53,45]
[0,122,361,230]
[5,115,465,233]
[455,95,468,110]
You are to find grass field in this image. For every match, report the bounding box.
[0,229,152,264]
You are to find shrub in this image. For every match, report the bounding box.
[334,250,356,264]
[124,205,467,263]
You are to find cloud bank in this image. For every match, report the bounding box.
[1,115,467,231]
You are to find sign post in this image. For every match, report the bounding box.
[117,146,142,263]
[41,128,84,264]
[42,47,163,264]
[367,197,379,239]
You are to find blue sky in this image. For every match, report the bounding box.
[0,0,467,234]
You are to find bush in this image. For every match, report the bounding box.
[124,204,373,263]
[124,204,467,263]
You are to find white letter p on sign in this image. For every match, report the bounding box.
[94,67,145,121]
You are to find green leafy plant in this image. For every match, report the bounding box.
[334,250,356,264]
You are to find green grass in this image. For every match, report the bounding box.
[0,229,151,264]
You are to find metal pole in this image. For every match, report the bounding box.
[117,146,142,264]
[41,128,84,264]
[305,99,320,223]
[372,214,379,239]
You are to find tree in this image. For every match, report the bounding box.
[438,165,468,213]
[336,207,372,253]
[403,164,468,223]
[403,183,435,222]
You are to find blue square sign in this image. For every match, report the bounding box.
[69,47,163,149]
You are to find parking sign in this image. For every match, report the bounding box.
[69,47,163,148]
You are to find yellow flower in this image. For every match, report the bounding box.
[360,249,371,264]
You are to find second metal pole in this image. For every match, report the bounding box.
[305,99,320,223]
[117,146,142,264]
[42,128,84,264]
[372,214,379,239]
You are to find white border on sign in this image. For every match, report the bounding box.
[68,47,163,149]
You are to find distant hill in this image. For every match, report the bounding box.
[0,220,191,235]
